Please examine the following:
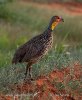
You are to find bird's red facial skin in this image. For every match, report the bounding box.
[56,19,61,22]
[56,18,63,22]
[55,16,64,22]
[51,16,64,30]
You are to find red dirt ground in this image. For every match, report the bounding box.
[26,1,82,15]
[0,61,82,100]
[47,3,82,15]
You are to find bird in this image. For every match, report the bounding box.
[12,16,64,80]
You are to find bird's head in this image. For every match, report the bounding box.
[48,16,64,31]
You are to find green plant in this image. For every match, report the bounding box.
[0,0,13,4]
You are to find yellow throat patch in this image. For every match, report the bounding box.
[51,22,58,30]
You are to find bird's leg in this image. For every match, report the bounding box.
[24,63,33,80]
[28,66,33,79]
[24,64,29,79]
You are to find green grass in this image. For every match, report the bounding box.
[0,0,82,66]
[0,1,82,67]
[0,0,82,67]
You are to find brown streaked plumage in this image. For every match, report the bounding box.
[12,16,64,79]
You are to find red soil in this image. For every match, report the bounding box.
[45,2,82,15]
[26,1,82,15]
[0,61,82,100]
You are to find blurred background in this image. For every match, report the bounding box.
[0,0,82,67]
[0,0,82,96]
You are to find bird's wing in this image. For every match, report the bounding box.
[12,33,44,64]
[22,41,44,62]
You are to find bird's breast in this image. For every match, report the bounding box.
[44,34,53,48]
[42,35,53,55]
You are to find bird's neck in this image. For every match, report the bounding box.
[42,24,54,36]
[48,21,59,31]
[48,27,53,32]
[45,28,52,34]
[43,28,53,37]
[47,25,53,32]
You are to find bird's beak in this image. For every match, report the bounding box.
[56,17,64,22]
[60,17,64,22]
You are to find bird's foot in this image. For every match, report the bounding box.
[30,77,34,81]
[28,74,34,81]
[24,74,34,82]
[24,77,34,84]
